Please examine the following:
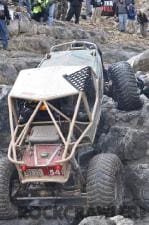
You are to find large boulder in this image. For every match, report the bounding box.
[8,20,19,36]
[98,126,148,161]
[103,44,142,64]
[96,96,149,161]
[10,35,53,53]
[0,51,42,84]
[128,50,149,72]
[125,161,149,210]
[8,16,37,37]
[0,63,17,84]
[8,21,108,46]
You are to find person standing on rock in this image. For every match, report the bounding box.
[126,3,136,33]
[137,10,148,38]
[32,0,55,24]
[0,0,10,50]
[56,0,68,21]
[115,0,128,32]
[86,0,92,19]
[113,0,118,16]
[47,0,56,25]
[66,0,83,24]
[32,0,43,22]
[90,0,104,25]
[41,0,56,25]
[19,0,32,18]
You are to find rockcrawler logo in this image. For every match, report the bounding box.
[18,206,83,224]
[17,204,149,224]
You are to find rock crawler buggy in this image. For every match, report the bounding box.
[0,41,124,219]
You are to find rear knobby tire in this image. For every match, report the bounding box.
[109,61,142,111]
[87,153,123,208]
[0,157,18,219]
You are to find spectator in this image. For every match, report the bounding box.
[86,0,92,19]
[56,0,68,21]
[116,0,128,32]
[14,6,23,20]
[127,3,136,33]
[32,0,43,22]
[31,0,55,24]
[0,0,10,50]
[47,0,56,25]
[19,0,32,17]
[66,0,83,24]
[137,10,148,38]
[90,0,104,25]
[113,0,118,16]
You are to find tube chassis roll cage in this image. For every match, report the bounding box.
[38,41,99,67]
[50,41,98,52]
[8,81,99,167]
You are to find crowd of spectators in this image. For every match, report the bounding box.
[0,0,148,50]
[114,0,148,37]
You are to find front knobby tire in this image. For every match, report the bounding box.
[0,157,18,219]
[87,153,124,208]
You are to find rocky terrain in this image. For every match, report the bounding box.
[0,0,149,224]
[1,0,149,85]
[0,53,149,225]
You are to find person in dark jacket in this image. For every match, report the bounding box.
[0,0,10,50]
[66,0,83,24]
[32,0,43,22]
[113,0,118,16]
[137,10,148,37]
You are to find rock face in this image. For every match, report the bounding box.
[102,44,143,64]
[8,19,108,52]
[0,19,108,85]
[128,50,149,72]
[96,96,149,161]
[0,51,42,84]
[2,17,149,84]
[126,162,149,210]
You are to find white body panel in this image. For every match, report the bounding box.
[9,66,84,100]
